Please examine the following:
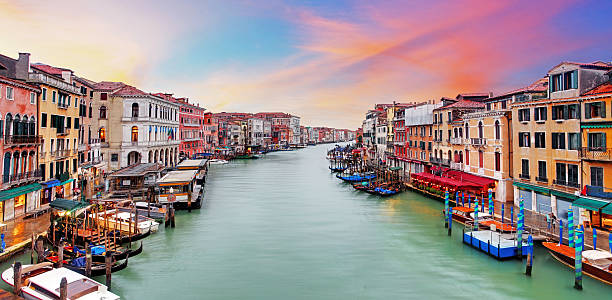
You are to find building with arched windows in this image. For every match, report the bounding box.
[92,82,180,171]
[0,53,43,221]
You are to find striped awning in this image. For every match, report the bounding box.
[582,124,612,129]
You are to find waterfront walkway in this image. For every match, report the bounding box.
[0,214,49,262]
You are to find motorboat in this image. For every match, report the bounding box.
[2,262,119,299]
[209,159,229,165]
[91,209,159,234]
[543,242,612,285]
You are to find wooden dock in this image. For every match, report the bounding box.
[0,290,23,300]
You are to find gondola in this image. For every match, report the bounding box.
[329,166,348,172]
[352,182,369,191]
[44,253,129,277]
[336,173,376,182]
[110,228,152,244]
[65,241,143,263]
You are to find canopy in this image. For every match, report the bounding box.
[572,197,610,211]
[389,167,402,171]
[41,179,61,188]
[50,198,88,211]
[445,170,496,188]
[411,172,481,189]
[0,183,42,201]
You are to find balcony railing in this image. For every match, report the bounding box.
[580,147,612,161]
[535,176,548,183]
[28,73,80,94]
[471,138,487,146]
[585,185,612,200]
[52,149,71,158]
[450,162,463,170]
[57,128,71,136]
[553,179,580,189]
[430,157,450,166]
[58,102,69,109]
[519,173,530,180]
[3,135,42,145]
[2,169,42,187]
[450,137,463,145]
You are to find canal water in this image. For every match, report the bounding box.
[2,144,611,299]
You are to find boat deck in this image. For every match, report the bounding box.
[463,230,531,259]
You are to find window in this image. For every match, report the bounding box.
[486,103,491,110]
[41,113,47,128]
[74,118,79,129]
[494,120,500,140]
[101,93,108,100]
[585,101,606,119]
[66,117,71,129]
[550,70,577,92]
[100,106,107,119]
[501,100,507,109]
[518,132,530,147]
[99,127,106,142]
[556,163,567,184]
[587,132,606,151]
[131,126,138,142]
[478,122,483,138]
[494,152,500,171]
[521,159,529,177]
[52,91,56,103]
[518,109,530,122]
[434,114,437,124]
[537,161,547,181]
[111,153,118,162]
[551,133,565,149]
[478,150,484,168]
[568,104,579,119]
[568,133,580,150]
[465,149,469,165]
[464,123,469,139]
[591,167,604,187]
[6,87,14,100]
[568,164,578,186]
[552,105,566,120]
[534,132,545,148]
[132,103,139,118]
[534,107,547,121]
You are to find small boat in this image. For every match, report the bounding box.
[352,182,370,191]
[209,159,229,165]
[451,206,474,224]
[2,263,119,300]
[543,242,612,285]
[44,254,129,277]
[91,209,159,234]
[479,219,516,232]
[329,166,348,172]
[463,229,530,259]
[65,241,143,263]
[336,173,376,183]
[120,202,166,222]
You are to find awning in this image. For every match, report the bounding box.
[60,178,75,186]
[550,189,580,200]
[581,124,612,129]
[41,179,61,188]
[0,183,42,201]
[389,167,402,171]
[601,204,612,215]
[572,197,610,211]
[513,181,550,194]
[50,198,88,212]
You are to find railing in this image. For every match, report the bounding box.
[580,147,612,161]
[183,123,200,127]
[553,179,580,188]
[430,157,450,166]
[57,128,70,136]
[450,137,463,145]
[101,142,109,148]
[585,185,612,200]
[55,172,70,182]
[58,102,69,109]
[52,149,71,157]
[2,169,42,187]
[28,73,80,94]
[519,173,530,180]
[3,135,42,145]
[471,138,487,146]
[535,176,548,183]
[450,162,463,170]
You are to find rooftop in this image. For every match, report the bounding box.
[110,163,165,177]
[31,63,71,76]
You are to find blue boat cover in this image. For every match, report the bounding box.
[70,256,86,267]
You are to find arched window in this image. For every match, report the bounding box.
[13,115,21,136]
[89,103,92,118]
[459,151,463,163]
[464,123,469,139]
[155,105,158,118]
[478,121,483,139]
[131,126,138,142]
[459,127,463,138]
[149,104,152,117]
[21,115,28,136]
[99,127,106,142]
[465,149,470,165]
[454,128,458,138]
[479,150,484,168]
[29,117,35,136]
[100,106,107,119]
[447,150,451,161]
[494,120,500,140]
[5,114,12,138]
[132,103,139,118]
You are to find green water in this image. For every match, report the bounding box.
[2,144,611,299]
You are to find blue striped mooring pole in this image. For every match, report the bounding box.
[574,229,584,290]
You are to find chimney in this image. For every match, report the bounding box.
[15,52,30,81]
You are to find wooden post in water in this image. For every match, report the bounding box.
[59,277,67,300]
[170,205,175,228]
[30,232,35,264]
[58,241,64,268]
[13,262,22,296]
[134,206,139,242]
[35,236,44,263]
[165,203,170,227]
[105,251,112,290]
[85,244,92,277]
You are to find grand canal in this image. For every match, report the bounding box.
[2,144,611,299]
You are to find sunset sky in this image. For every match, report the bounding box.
[1,0,611,128]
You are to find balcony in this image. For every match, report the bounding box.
[471,138,487,146]
[101,142,109,148]
[28,73,80,94]
[585,185,612,200]
[3,135,42,146]
[2,169,42,188]
[55,172,70,182]
[519,173,530,180]
[183,123,200,127]
[553,179,580,189]
[450,162,463,170]
[52,149,71,158]
[57,128,71,136]
[535,176,549,183]
[430,157,450,166]
[580,147,612,161]
[58,102,69,109]
[450,137,463,145]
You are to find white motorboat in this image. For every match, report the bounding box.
[91,209,159,234]
[209,159,229,165]
[2,263,119,300]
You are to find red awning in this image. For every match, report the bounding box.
[445,170,496,188]
[411,172,481,189]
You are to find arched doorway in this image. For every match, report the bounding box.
[127,151,141,166]
[3,153,11,183]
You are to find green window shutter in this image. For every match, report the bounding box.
[585,103,591,119]
[0,120,3,136]
[602,101,606,118]
[572,70,578,89]
[563,105,569,119]
[604,133,607,149]
[549,75,553,93]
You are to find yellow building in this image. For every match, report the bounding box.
[29,64,80,203]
